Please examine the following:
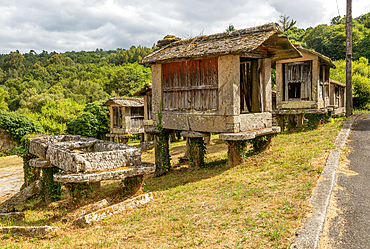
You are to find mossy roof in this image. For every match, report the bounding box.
[142,23,302,64]
[102,97,144,107]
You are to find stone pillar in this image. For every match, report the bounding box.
[204,133,211,145]
[41,166,62,202]
[122,137,128,144]
[277,115,285,132]
[188,137,205,170]
[154,131,170,176]
[179,138,189,163]
[251,135,272,153]
[180,131,208,170]
[297,114,304,127]
[226,141,247,167]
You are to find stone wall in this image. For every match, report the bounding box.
[0,129,18,151]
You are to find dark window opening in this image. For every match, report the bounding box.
[131,107,144,119]
[288,83,301,99]
[240,61,252,113]
[113,107,123,128]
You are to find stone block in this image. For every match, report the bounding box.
[53,163,155,183]
[29,135,142,173]
[74,193,153,226]
[29,158,52,168]
[0,180,42,213]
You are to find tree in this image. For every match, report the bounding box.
[0,87,9,111]
[226,24,235,32]
[279,15,297,31]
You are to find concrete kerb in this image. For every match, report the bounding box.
[290,113,361,249]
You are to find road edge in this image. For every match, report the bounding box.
[290,113,361,249]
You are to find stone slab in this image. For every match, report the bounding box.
[74,192,153,226]
[0,226,57,237]
[219,127,280,141]
[64,199,110,222]
[274,108,328,115]
[53,163,155,183]
[29,158,52,168]
[0,180,42,213]
[180,131,210,138]
[29,135,142,173]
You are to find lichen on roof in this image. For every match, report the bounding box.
[142,23,301,64]
[101,97,144,107]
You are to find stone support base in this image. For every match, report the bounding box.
[74,193,153,226]
[0,181,42,213]
[154,132,171,176]
[226,141,247,167]
[180,131,208,170]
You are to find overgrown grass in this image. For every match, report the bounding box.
[0,119,345,248]
[0,155,23,169]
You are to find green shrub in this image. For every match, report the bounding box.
[67,112,99,138]
[0,111,44,144]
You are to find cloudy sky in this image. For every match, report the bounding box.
[1,0,369,54]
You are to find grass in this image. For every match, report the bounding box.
[0,119,345,248]
[0,155,23,169]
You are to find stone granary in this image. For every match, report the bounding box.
[28,135,155,199]
[133,83,154,150]
[274,44,339,127]
[102,97,145,144]
[329,79,346,116]
[142,23,302,169]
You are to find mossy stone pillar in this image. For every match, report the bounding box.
[41,167,62,202]
[154,130,171,176]
[297,114,304,127]
[251,134,273,153]
[226,141,248,167]
[180,131,208,170]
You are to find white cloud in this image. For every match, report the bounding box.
[0,0,369,54]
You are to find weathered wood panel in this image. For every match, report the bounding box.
[284,61,312,101]
[162,58,218,111]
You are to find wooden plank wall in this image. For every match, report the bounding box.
[284,61,311,101]
[162,57,218,111]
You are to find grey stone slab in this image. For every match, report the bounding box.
[219,127,279,141]
[29,135,142,173]
[0,180,42,213]
[74,193,153,226]
[53,163,155,183]
[180,131,210,138]
[29,158,52,168]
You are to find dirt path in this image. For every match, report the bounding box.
[0,156,24,202]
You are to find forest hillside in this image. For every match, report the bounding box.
[0,13,370,138]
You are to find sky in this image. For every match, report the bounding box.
[0,0,369,54]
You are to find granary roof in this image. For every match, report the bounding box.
[133,83,152,96]
[142,23,302,64]
[102,97,144,107]
[297,46,336,69]
[330,79,346,87]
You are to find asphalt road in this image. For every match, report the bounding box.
[322,114,370,248]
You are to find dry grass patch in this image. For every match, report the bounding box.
[0,155,23,169]
[1,119,345,248]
